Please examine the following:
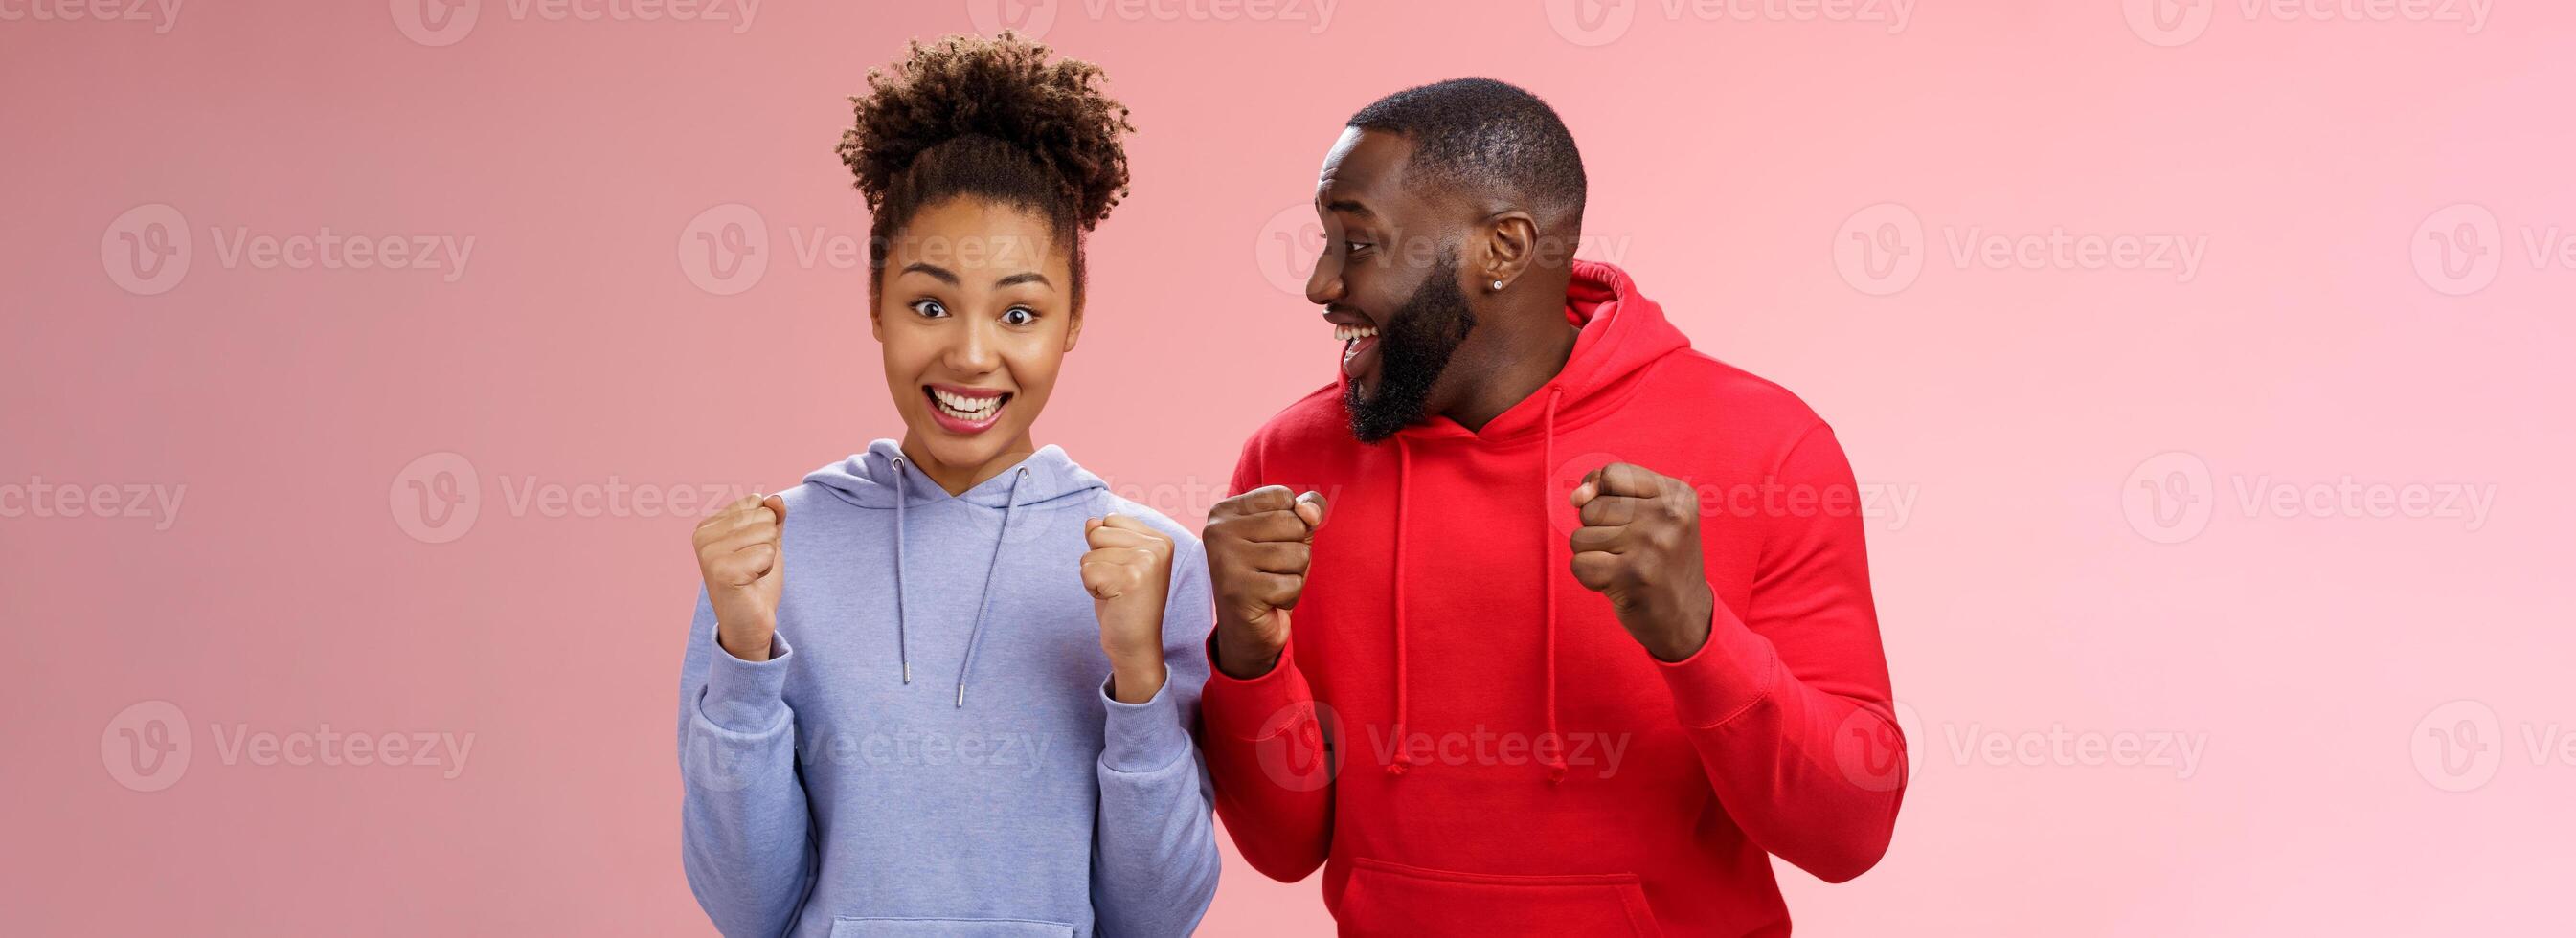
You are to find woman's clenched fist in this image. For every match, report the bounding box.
[1083,514,1175,704]
[694,493,787,661]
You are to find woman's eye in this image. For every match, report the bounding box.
[910,299,948,319]
[1001,307,1036,326]
[1344,240,1373,254]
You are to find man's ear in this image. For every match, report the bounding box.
[1476,210,1540,292]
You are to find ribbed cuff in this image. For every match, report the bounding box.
[1098,667,1190,773]
[1656,599,1779,729]
[699,633,794,735]
[1199,634,1312,742]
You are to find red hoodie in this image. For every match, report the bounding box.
[1196,261,1906,936]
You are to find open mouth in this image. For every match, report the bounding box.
[1335,320,1381,383]
[924,384,1011,435]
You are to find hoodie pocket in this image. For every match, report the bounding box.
[826,917,1074,938]
[1341,858,1662,937]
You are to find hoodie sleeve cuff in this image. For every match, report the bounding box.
[698,633,794,735]
[1656,599,1780,730]
[1097,668,1191,774]
[1198,634,1314,742]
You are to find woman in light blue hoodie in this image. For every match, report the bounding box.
[677,34,1218,938]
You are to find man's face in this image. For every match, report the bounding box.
[1307,127,1478,442]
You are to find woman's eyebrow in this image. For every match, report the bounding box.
[994,271,1051,289]
[899,262,960,284]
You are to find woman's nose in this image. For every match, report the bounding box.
[943,317,1001,374]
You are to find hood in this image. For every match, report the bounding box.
[803,439,1108,510]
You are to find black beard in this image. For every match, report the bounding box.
[1346,254,1475,443]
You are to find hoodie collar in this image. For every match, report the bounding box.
[1378,259,1690,445]
[805,439,1105,510]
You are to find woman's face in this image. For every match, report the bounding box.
[873,197,1080,475]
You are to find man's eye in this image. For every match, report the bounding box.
[1002,307,1036,326]
[910,299,947,318]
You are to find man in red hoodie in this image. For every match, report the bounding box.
[1195,78,1907,936]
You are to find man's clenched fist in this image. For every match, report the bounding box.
[1205,485,1327,680]
[1569,462,1715,662]
[1083,514,1176,704]
[694,493,787,661]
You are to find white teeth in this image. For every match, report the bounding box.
[931,389,1003,420]
[1334,324,1379,342]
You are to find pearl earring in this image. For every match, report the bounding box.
[1490,279,1504,290]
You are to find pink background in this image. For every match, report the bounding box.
[7,1,2572,934]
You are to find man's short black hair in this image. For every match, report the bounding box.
[1347,78,1587,230]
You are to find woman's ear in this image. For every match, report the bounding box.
[1064,307,1083,352]
[868,290,886,342]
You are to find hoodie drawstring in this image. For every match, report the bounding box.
[1383,387,1571,784]
[888,455,1030,707]
[892,456,912,686]
[1387,436,1413,776]
[952,465,1031,707]
[1541,386,1569,784]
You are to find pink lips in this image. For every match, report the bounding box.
[924,383,1010,436]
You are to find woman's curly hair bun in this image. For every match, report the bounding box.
[838,32,1134,234]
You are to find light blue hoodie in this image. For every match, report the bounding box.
[678,440,1219,938]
